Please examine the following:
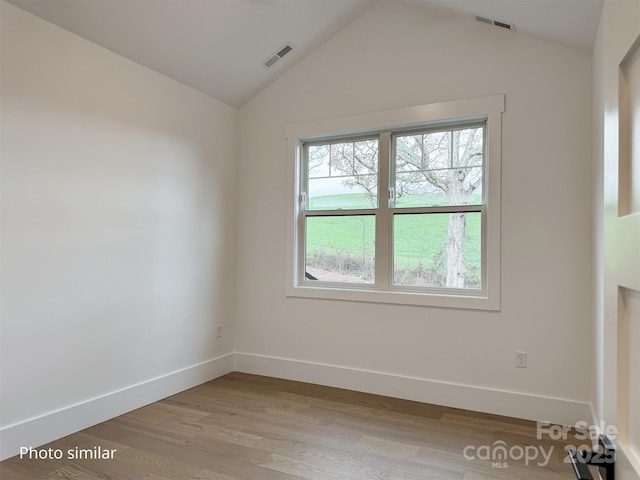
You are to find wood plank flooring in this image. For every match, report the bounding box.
[1,373,586,479]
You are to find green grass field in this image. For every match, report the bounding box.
[306,193,481,285]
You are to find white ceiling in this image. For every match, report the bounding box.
[6,0,603,108]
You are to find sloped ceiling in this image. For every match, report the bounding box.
[427,0,603,52]
[5,0,602,108]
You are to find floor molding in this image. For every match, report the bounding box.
[234,352,592,427]
[2,352,593,461]
[0,353,233,461]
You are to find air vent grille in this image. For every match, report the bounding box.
[475,15,516,31]
[475,15,493,25]
[264,55,280,68]
[276,45,293,57]
[262,43,295,69]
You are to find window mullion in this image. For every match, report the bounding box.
[375,132,391,289]
[298,142,308,284]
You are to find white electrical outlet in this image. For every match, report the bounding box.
[515,351,527,368]
[216,324,223,338]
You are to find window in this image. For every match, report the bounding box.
[286,95,504,310]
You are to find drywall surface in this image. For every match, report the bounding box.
[1,1,237,458]
[236,1,593,423]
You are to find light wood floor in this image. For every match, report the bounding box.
[1,372,584,480]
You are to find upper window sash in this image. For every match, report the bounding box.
[390,121,486,210]
[303,135,380,212]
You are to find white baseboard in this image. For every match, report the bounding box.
[1,352,594,462]
[0,353,233,461]
[234,352,592,426]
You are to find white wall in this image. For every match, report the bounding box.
[0,1,236,459]
[235,1,594,424]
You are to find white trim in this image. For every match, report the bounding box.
[285,95,505,141]
[1,352,595,462]
[0,354,233,461]
[589,404,640,478]
[285,95,504,310]
[619,442,640,479]
[589,401,600,434]
[234,352,591,426]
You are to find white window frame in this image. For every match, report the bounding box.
[285,95,504,310]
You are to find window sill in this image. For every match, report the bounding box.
[286,284,500,311]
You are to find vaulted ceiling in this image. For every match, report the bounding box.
[6,0,603,108]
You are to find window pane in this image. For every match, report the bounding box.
[307,139,378,210]
[394,127,483,207]
[393,212,481,289]
[305,215,375,284]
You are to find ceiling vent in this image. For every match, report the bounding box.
[262,43,295,69]
[475,15,516,31]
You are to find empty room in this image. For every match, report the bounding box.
[1,0,639,479]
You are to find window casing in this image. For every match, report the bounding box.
[285,95,504,310]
